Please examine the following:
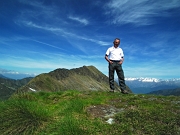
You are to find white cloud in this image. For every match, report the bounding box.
[68,16,89,25]
[0,68,36,76]
[21,21,109,47]
[105,0,180,25]
[15,1,109,49]
[23,21,63,32]
[31,39,65,51]
[18,0,58,20]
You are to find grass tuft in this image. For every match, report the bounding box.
[0,98,53,135]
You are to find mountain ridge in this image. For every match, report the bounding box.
[125,77,180,82]
[17,65,132,93]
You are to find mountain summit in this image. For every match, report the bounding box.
[17,66,131,93]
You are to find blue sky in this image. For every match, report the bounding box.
[0,0,180,79]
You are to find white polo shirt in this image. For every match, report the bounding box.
[106,46,124,61]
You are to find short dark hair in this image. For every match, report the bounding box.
[113,38,120,44]
[114,38,120,41]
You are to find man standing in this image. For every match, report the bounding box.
[105,38,128,94]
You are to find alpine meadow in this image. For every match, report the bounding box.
[0,66,180,135]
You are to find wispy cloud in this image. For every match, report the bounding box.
[23,21,63,32]
[15,1,109,49]
[0,36,67,55]
[105,0,180,25]
[31,39,65,51]
[68,16,89,25]
[21,21,109,48]
[18,0,58,20]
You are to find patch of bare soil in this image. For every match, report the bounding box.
[86,104,124,124]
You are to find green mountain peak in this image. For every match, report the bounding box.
[17,65,132,93]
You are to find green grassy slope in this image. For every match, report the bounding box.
[0,90,179,135]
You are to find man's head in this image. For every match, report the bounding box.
[113,38,120,48]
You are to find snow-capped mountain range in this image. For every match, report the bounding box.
[122,77,180,94]
[125,77,180,82]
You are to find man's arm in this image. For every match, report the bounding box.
[105,54,113,64]
[119,57,124,64]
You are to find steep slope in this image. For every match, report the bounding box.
[148,88,180,96]
[17,66,132,93]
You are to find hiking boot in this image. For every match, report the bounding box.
[121,90,128,94]
[109,89,114,93]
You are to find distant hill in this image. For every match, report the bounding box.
[17,66,132,93]
[0,83,15,100]
[0,74,9,79]
[0,77,33,100]
[148,88,180,96]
